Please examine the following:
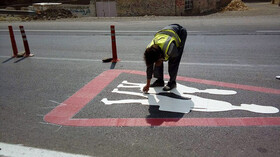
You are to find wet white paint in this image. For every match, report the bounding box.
[101,80,279,114]
[0,142,91,157]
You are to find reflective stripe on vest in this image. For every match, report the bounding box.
[157,29,181,47]
[162,36,172,57]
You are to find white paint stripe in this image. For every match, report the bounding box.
[0,29,200,33]
[0,56,279,68]
[1,29,280,34]
[0,142,92,157]
[0,29,153,33]
[1,29,280,36]
[256,30,280,33]
[49,100,62,105]
[39,122,61,127]
[34,57,100,62]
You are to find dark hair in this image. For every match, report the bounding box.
[144,44,163,66]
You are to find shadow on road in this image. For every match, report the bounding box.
[146,106,185,126]
[14,56,28,63]
[2,57,14,63]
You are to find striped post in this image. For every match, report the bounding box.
[19,25,32,57]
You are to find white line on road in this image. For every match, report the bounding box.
[39,122,61,127]
[0,29,201,33]
[1,56,279,68]
[256,30,280,33]
[0,142,92,157]
[49,100,62,105]
[1,29,280,34]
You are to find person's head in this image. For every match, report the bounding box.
[144,44,164,66]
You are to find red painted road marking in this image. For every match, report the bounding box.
[44,69,280,127]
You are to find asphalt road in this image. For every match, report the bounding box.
[0,12,280,156]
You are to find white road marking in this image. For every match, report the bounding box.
[39,122,61,126]
[0,29,201,34]
[55,126,63,132]
[101,80,279,114]
[1,29,280,35]
[0,142,92,157]
[1,56,279,68]
[49,100,62,105]
[256,30,280,33]
[0,29,152,33]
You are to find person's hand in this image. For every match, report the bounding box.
[142,85,150,93]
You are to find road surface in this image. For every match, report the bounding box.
[1,8,280,157]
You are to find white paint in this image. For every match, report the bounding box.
[1,29,280,34]
[39,122,61,127]
[0,56,279,68]
[256,30,280,33]
[0,29,201,34]
[179,85,237,95]
[33,3,62,5]
[101,80,279,114]
[49,100,62,105]
[0,142,92,157]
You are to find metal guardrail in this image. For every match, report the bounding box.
[0,9,36,15]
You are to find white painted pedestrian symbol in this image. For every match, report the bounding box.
[101,81,279,114]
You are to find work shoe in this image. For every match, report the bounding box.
[163,81,176,91]
[150,79,164,87]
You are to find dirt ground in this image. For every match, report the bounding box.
[215,2,280,17]
[0,2,279,22]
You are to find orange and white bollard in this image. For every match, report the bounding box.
[19,25,34,57]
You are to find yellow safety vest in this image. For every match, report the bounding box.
[147,29,181,60]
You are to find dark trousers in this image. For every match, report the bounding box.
[154,26,187,83]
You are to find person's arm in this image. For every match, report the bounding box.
[143,64,153,93]
[143,79,151,93]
